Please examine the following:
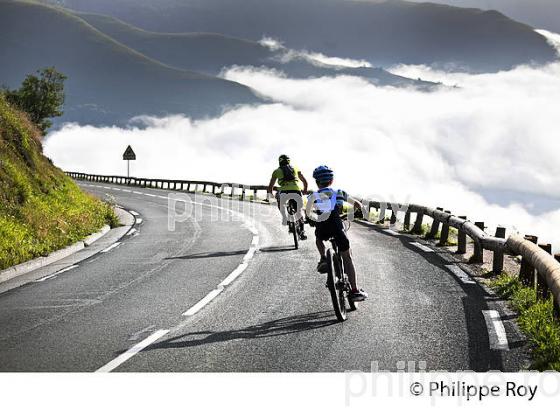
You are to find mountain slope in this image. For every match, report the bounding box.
[41,0,557,72]
[0,94,117,269]
[0,0,261,125]
[75,11,435,88]
[405,0,560,33]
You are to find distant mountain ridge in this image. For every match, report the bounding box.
[75,11,435,88]
[39,0,558,72]
[0,0,261,126]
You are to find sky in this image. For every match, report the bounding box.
[44,30,560,247]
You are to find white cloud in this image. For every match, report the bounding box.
[45,33,560,247]
[259,36,372,68]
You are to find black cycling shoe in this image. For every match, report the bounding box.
[317,258,328,274]
[299,231,307,240]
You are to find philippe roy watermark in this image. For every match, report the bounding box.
[166,184,410,231]
[345,361,560,406]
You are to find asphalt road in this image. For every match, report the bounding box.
[0,182,529,372]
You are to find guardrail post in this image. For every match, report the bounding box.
[536,244,552,298]
[241,188,246,201]
[377,204,386,224]
[457,216,467,254]
[412,211,424,234]
[230,185,235,198]
[470,222,485,263]
[404,210,411,231]
[390,206,397,225]
[493,227,507,274]
[426,207,443,239]
[252,188,257,201]
[438,210,451,246]
[520,235,538,286]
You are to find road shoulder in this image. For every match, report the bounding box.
[0,207,135,294]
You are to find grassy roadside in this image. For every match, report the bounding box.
[490,273,560,371]
[0,94,118,270]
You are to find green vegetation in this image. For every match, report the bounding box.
[4,67,66,134]
[0,94,117,270]
[491,273,560,371]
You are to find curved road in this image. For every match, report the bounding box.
[0,182,528,371]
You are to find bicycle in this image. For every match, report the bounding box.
[286,198,303,249]
[324,216,356,321]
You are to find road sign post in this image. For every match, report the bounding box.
[122,145,136,178]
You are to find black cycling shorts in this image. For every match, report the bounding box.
[315,213,350,252]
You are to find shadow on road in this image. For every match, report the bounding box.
[259,246,296,253]
[165,250,248,260]
[146,311,338,351]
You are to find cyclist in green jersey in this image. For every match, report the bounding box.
[267,154,309,240]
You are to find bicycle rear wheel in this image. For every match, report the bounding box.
[291,221,299,249]
[326,249,347,322]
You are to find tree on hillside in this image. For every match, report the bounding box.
[4,67,67,134]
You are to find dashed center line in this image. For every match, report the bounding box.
[135,218,143,225]
[482,310,509,351]
[183,288,224,316]
[129,211,140,216]
[96,329,170,373]
[383,229,400,236]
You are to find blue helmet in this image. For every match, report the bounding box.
[313,165,334,183]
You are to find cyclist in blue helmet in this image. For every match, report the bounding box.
[307,165,368,302]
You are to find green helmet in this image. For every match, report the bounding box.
[278,154,290,165]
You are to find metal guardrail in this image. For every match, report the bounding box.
[66,172,272,201]
[67,171,560,316]
[364,200,560,316]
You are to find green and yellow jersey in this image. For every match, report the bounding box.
[272,165,302,192]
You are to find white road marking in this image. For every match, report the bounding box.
[35,265,79,282]
[410,242,434,253]
[129,211,140,216]
[135,218,143,225]
[132,191,143,195]
[183,288,224,316]
[219,263,248,287]
[482,310,509,351]
[96,329,170,373]
[446,265,475,284]
[145,194,156,197]
[383,229,400,236]
[101,242,121,253]
[157,195,167,199]
[128,325,156,341]
[112,188,121,191]
[122,189,131,193]
[126,228,137,236]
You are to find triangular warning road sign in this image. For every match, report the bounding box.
[123,145,136,160]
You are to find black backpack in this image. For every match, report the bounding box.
[280,165,296,182]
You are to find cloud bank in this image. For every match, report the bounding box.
[45,32,560,246]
